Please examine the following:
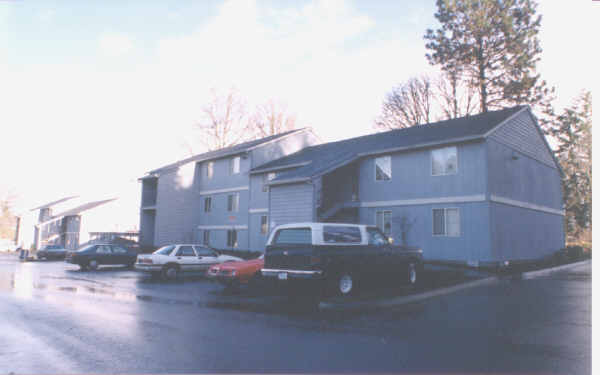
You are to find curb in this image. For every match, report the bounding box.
[318,276,499,312]
[521,259,591,280]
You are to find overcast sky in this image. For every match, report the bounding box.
[0,0,597,225]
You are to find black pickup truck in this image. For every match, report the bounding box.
[261,223,423,295]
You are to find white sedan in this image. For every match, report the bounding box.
[135,244,243,280]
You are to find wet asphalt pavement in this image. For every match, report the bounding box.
[0,253,591,374]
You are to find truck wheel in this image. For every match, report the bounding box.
[407,262,418,286]
[162,264,179,280]
[337,272,354,296]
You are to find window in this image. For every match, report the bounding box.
[433,208,460,236]
[262,172,276,192]
[227,230,238,248]
[227,193,239,212]
[96,245,112,254]
[367,227,388,246]
[206,161,214,179]
[112,246,127,254]
[154,245,175,256]
[273,228,312,245]
[260,215,268,235]
[176,245,196,256]
[203,230,210,246]
[375,156,391,181]
[376,211,392,236]
[431,146,458,176]
[204,197,212,213]
[195,246,216,257]
[323,226,362,243]
[230,156,240,175]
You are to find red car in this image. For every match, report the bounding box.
[207,255,264,288]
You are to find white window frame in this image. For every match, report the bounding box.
[203,230,210,246]
[230,156,240,175]
[374,155,392,181]
[206,161,214,179]
[260,215,268,235]
[375,210,392,236]
[432,207,460,237]
[227,229,238,248]
[431,146,458,176]
[227,193,239,212]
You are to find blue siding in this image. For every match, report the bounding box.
[249,212,269,251]
[487,138,563,210]
[490,203,564,261]
[359,202,491,263]
[270,183,314,228]
[358,141,486,202]
[489,110,556,167]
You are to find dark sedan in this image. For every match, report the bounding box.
[65,244,138,270]
[37,244,68,260]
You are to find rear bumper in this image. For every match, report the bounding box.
[261,268,324,280]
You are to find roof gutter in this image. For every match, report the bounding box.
[250,161,312,174]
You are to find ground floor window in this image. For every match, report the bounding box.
[376,210,392,236]
[433,208,460,236]
[260,215,268,235]
[203,230,210,246]
[227,229,238,248]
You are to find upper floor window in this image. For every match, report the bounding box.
[204,197,212,213]
[227,193,239,212]
[375,156,391,181]
[431,146,458,176]
[433,208,460,236]
[206,161,214,179]
[262,172,276,192]
[230,156,240,175]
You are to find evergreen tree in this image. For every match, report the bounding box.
[424,0,546,112]
[551,91,592,242]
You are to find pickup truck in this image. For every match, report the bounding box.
[261,223,423,296]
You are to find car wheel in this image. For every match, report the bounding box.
[336,272,354,296]
[162,265,179,280]
[407,262,418,286]
[88,259,99,271]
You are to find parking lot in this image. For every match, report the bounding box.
[0,253,591,374]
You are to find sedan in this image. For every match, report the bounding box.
[207,254,264,289]
[135,244,243,280]
[37,244,68,260]
[65,243,138,270]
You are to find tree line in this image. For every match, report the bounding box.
[374,0,591,245]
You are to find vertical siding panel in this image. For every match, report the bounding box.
[269,183,314,227]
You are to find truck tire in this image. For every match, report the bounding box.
[336,272,355,296]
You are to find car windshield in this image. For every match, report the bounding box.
[153,245,175,256]
[44,245,62,250]
[77,244,96,252]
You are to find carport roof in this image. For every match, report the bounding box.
[254,106,527,184]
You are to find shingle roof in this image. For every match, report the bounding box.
[30,196,79,211]
[254,106,526,183]
[146,128,309,176]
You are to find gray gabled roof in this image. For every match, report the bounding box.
[255,106,526,184]
[30,196,79,211]
[144,128,310,177]
[53,198,117,218]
